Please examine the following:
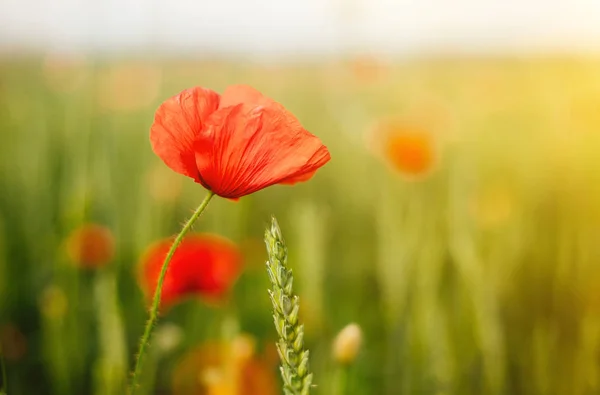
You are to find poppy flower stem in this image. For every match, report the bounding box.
[128,190,215,395]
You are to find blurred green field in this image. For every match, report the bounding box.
[2,54,600,395]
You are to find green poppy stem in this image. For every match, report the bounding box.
[128,190,215,395]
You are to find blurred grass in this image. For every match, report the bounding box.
[1,54,600,394]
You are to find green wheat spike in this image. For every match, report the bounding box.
[265,217,313,395]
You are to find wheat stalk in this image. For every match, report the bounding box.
[265,217,313,395]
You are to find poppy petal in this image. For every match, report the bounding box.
[150,87,220,182]
[194,104,331,198]
[279,170,317,184]
[277,145,331,184]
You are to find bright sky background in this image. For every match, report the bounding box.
[1,0,600,56]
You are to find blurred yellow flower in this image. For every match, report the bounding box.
[65,224,115,269]
[97,62,162,112]
[171,334,277,395]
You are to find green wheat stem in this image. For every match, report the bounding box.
[265,216,313,395]
[128,190,215,395]
[0,345,7,395]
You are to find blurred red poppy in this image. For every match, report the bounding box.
[65,224,115,269]
[150,85,331,199]
[139,234,243,311]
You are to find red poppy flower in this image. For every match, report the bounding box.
[139,234,243,311]
[150,85,331,199]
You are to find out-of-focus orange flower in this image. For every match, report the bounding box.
[65,224,115,269]
[385,130,434,175]
[97,63,162,112]
[171,334,277,395]
[42,54,89,93]
[150,85,330,199]
[0,324,27,361]
[138,234,243,311]
[369,118,438,179]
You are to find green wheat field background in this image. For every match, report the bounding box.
[2,55,600,394]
